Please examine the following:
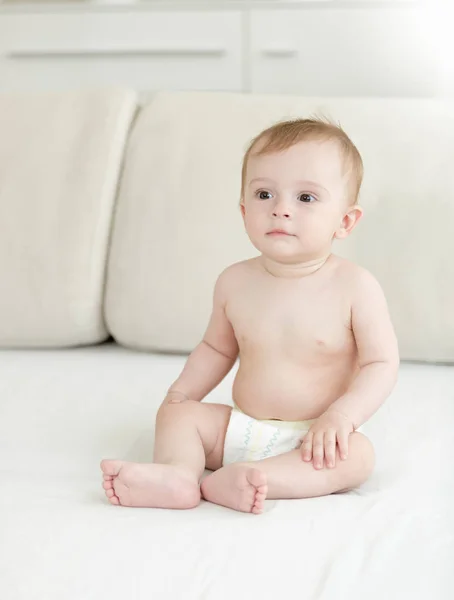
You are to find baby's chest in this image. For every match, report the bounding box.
[227,290,353,355]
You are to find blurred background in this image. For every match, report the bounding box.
[0,0,451,98]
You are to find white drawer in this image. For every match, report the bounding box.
[0,11,243,92]
[250,9,437,97]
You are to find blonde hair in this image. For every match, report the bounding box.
[241,117,363,205]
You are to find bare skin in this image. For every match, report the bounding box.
[101,138,399,513]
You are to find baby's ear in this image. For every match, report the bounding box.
[335,205,363,239]
[240,202,246,218]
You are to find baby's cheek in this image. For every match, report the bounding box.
[246,218,266,238]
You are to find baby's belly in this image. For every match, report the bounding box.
[232,357,358,421]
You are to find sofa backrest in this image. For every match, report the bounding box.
[1,89,452,361]
[106,92,454,362]
[0,89,137,347]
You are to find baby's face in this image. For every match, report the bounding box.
[242,140,350,263]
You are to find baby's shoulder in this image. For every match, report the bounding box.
[213,259,256,300]
[217,258,258,284]
[332,255,383,295]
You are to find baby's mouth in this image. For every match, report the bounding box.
[267,229,295,236]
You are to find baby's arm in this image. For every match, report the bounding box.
[329,269,400,430]
[165,269,239,404]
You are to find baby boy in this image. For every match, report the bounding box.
[101,118,399,514]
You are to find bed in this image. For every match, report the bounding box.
[1,344,452,600]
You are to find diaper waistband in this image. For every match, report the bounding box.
[232,403,316,431]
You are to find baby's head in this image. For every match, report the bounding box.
[240,118,364,264]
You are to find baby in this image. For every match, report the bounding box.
[101,118,399,514]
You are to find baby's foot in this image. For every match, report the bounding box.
[100,460,201,509]
[201,465,268,514]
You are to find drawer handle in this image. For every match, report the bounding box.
[7,46,227,58]
[260,48,298,58]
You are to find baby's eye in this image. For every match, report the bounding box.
[298,193,317,203]
[257,190,272,200]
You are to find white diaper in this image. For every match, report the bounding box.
[222,406,316,466]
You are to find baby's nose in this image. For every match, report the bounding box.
[272,196,292,219]
[272,208,291,218]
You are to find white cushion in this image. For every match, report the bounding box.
[0,89,137,347]
[0,346,452,599]
[106,92,454,362]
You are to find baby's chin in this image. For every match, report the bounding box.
[258,247,311,265]
[253,238,309,260]
[256,242,332,266]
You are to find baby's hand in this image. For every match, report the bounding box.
[301,409,354,469]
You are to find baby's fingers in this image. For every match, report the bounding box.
[301,432,313,462]
[313,431,325,469]
[324,429,337,468]
[337,430,349,461]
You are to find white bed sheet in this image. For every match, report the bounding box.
[0,344,453,600]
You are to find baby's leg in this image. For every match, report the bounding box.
[202,432,374,511]
[101,401,231,509]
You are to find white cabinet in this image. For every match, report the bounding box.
[0,5,446,97]
[250,8,438,96]
[0,11,243,92]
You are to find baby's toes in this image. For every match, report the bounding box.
[255,491,267,503]
[253,492,266,513]
[252,501,265,514]
[105,488,120,505]
[252,483,268,514]
[257,484,268,496]
[102,480,120,505]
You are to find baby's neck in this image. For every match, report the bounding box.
[260,254,331,278]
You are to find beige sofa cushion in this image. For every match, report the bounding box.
[106,92,454,362]
[0,89,137,347]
